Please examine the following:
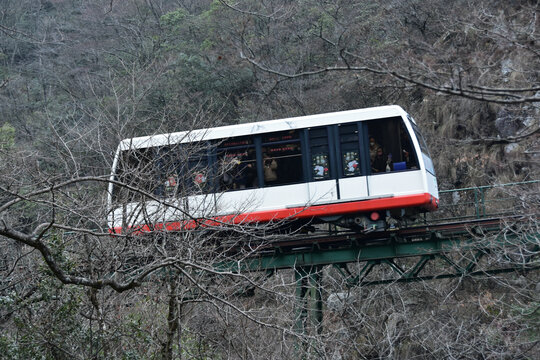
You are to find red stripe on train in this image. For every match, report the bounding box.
[111,193,438,234]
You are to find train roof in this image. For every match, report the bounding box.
[119,105,409,150]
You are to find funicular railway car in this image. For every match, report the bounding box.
[108,105,438,233]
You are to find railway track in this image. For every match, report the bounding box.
[224,215,533,257]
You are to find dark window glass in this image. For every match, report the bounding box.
[114,147,158,203]
[366,117,419,174]
[339,123,361,177]
[216,136,257,191]
[411,122,429,155]
[155,142,211,196]
[155,145,180,198]
[262,130,303,186]
[217,146,257,191]
[186,153,209,194]
[309,127,330,180]
[411,122,435,175]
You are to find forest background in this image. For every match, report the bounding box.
[0,1,538,359]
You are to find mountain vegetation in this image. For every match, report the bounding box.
[0,0,538,359]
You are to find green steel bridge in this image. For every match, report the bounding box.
[216,181,539,335]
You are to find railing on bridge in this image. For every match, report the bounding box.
[426,180,539,223]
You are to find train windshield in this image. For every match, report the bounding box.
[411,122,435,176]
[111,147,159,204]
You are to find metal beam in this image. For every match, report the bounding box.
[219,232,535,272]
[215,230,538,287]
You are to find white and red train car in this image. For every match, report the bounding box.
[108,105,438,233]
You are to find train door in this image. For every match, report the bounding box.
[335,122,369,200]
[307,126,338,204]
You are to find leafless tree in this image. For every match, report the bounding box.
[1,1,539,359]
[219,0,539,105]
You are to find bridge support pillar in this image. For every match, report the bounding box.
[294,266,323,355]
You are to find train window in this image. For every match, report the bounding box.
[411,122,435,175]
[366,117,419,174]
[309,127,330,180]
[155,145,179,197]
[262,130,303,186]
[186,151,210,194]
[217,147,257,191]
[217,136,257,191]
[339,123,362,177]
[114,147,159,202]
[410,122,429,155]
[155,142,211,197]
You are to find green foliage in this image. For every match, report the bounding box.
[5,282,85,360]
[180,328,221,360]
[160,8,196,53]
[511,300,540,340]
[305,5,336,37]
[0,334,45,360]
[0,122,15,150]
[154,6,256,124]
[160,8,189,33]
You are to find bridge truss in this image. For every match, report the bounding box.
[216,181,539,337]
